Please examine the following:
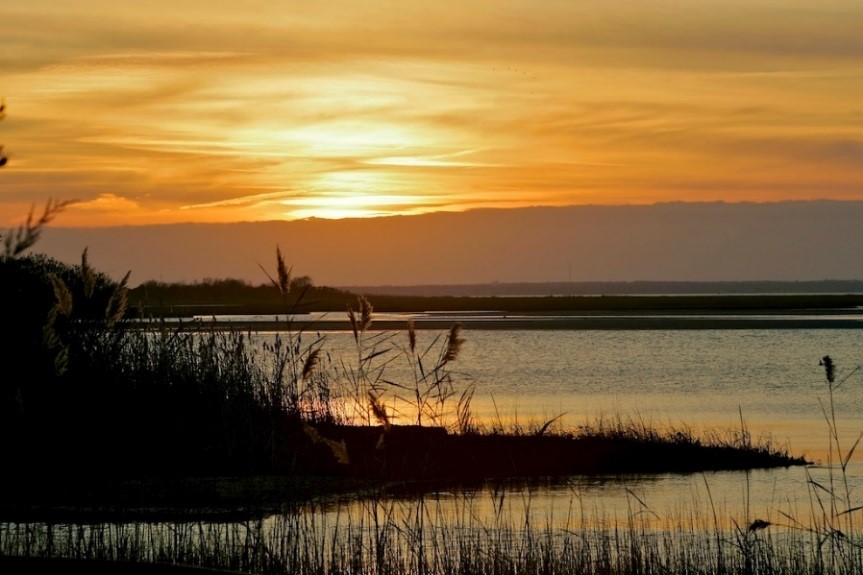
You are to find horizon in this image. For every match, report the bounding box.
[33,201,863,287]
[3,1,863,229]
[4,3,863,288]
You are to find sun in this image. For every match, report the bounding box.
[282,171,427,220]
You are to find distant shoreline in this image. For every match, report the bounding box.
[142,313,863,332]
[336,280,863,298]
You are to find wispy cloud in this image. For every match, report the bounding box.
[181,191,302,210]
[3,1,863,225]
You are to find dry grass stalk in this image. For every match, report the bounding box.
[2,198,75,258]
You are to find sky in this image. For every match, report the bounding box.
[3,1,863,228]
[36,202,863,286]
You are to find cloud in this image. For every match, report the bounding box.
[4,1,863,226]
[181,191,303,210]
[73,193,140,212]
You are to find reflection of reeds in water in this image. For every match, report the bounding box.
[4,286,862,573]
[3,484,861,575]
[1,400,836,572]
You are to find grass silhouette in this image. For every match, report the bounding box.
[3,202,847,575]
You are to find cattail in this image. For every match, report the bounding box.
[820,355,835,384]
[443,323,465,363]
[407,319,417,353]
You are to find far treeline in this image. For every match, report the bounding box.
[340,279,863,297]
[129,277,863,317]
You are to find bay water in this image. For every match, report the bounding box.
[275,324,863,530]
[6,321,863,566]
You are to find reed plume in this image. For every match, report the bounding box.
[258,245,292,299]
[407,319,417,353]
[359,296,373,332]
[443,323,465,363]
[49,275,73,318]
[820,355,835,384]
[302,423,349,465]
[104,271,131,327]
[302,348,322,380]
[348,295,374,343]
[80,248,96,298]
[369,391,391,430]
[275,246,291,295]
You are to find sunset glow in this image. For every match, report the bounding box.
[2,1,863,226]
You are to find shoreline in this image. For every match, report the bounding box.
[134,315,863,332]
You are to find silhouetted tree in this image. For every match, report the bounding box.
[291,275,314,290]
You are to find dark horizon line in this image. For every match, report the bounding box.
[336,279,863,297]
[45,197,863,230]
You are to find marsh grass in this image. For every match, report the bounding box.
[2,244,807,484]
[3,204,857,573]
[0,202,806,482]
[2,480,861,575]
[1,234,482,482]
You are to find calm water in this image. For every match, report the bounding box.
[261,325,863,527]
[290,327,863,459]
[6,323,863,560]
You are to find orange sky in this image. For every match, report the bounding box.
[2,1,863,227]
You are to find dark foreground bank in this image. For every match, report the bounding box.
[0,555,243,575]
[1,422,807,523]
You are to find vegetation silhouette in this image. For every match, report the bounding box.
[129,279,863,319]
[3,205,861,574]
[2,355,861,575]
[0,201,807,524]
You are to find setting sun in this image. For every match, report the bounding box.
[281,179,431,219]
[4,1,863,227]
